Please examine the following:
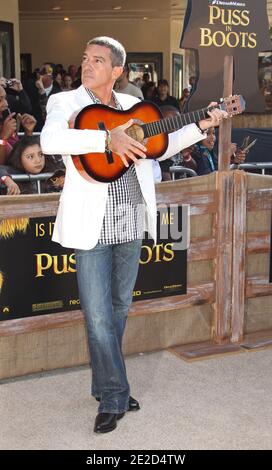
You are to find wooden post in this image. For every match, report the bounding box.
[231,170,247,343]
[213,55,234,343]
[213,171,234,343]
[218,55,234,172]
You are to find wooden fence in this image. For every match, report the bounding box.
[0,170,271,378]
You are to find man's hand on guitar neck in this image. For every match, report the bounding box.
[108,119,147,168]
[198,102,228,131]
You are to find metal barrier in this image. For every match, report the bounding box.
[171,163,272,179]
[230,162,272,175]
[1,173,54,194]
[169,166,198,179]
[17,132,41,137]
[16,133,272,177]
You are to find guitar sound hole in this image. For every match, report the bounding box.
[126,120,148,145]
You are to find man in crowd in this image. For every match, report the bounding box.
[115,63,144,99]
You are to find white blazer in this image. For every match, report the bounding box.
[41,85,205,249]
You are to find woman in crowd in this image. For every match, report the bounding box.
[62,74,74,91]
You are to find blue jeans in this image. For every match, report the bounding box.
[75,239,142,414]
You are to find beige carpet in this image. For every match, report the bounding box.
[0,349,272,450]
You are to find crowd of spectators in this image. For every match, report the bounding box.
[0,62,248,195]
[0,63,68,195]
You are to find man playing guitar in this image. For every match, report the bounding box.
[41,36,228,434]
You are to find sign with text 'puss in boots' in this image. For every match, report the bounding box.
[180,0,271,112]
[0,206,188,320]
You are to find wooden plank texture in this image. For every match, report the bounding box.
[247,189,272,211]
[213,171,234,343]
[168,341,243,362]
[0,282,215,337]
[240,329,272,350]
[0,184,218,220]
[246,232,270,253]
[246,276,272,298]
[156,189,217,215]
[0,193,59,219]
[231,171,247,343]
[188,237,216,261]
[232,113,272,128]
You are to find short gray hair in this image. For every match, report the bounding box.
[87,36,126,67]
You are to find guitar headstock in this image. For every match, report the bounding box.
[219,95,246,116]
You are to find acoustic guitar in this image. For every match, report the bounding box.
[72,95,245,183]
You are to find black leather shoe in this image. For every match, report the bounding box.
[127,396,140,411]
[95,395,140,412]
[94,412,125,434]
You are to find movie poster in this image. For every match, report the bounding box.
[0,206,188,320]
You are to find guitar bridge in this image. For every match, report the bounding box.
[98,121,114,164]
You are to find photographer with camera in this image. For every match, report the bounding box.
[0,76,32,115]
[0,85,37,164]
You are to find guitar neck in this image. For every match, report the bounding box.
[142,104,222,138]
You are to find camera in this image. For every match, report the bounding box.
[5,79,15,88]
[2,109,11,120]
[0,108,10,123]
[0,109,18,125]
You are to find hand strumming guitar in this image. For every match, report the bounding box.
[108,119,147,168]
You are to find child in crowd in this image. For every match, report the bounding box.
[191,127,247,176]
[0,135,65,195]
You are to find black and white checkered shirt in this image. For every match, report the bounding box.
[85,88,144,245]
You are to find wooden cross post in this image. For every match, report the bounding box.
[218,55,234,170]
[214,54,235,343]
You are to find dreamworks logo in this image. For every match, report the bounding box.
[209,0,246,6]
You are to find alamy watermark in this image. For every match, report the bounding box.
[113,203,190,251]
